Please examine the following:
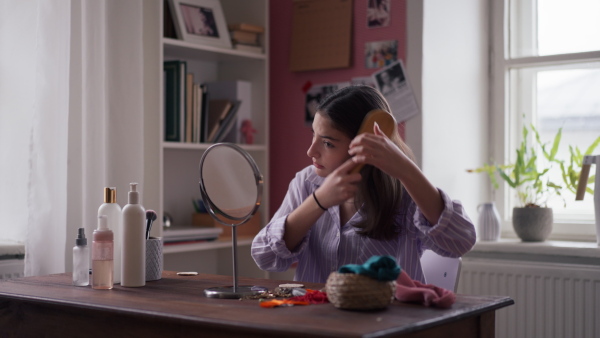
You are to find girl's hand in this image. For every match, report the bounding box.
[348,123,409,179]
[314,158,362,208]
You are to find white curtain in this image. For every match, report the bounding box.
[0,0,145,276]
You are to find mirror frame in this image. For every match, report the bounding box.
[198,142,263,225]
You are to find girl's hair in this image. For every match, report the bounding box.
[316,85,415,240]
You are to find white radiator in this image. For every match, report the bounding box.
[459,258,600,338]
[0,259,25,280]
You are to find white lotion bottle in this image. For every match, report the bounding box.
[121,182,146,287]
[73,228,89,286]
[98,187,122,284]
[92,215,114,290]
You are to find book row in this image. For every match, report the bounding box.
[164,60,254,144]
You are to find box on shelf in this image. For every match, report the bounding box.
[228,23,265,34]
[233,43,263,54]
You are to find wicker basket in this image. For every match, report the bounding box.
[326,272,395,310]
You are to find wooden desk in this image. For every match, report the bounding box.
[0,271,513,337]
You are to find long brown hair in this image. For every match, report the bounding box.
[316,85,415,239]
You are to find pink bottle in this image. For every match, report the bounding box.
[92,215,114,290]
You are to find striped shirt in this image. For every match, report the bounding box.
[251,166,476,284]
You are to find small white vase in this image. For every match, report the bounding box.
[477,202,501,241]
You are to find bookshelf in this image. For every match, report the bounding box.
[158,0,269,278]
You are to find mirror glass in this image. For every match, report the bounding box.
[198,143,267,299]
[199,144,262,223]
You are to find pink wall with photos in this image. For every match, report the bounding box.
[268,0,408,215]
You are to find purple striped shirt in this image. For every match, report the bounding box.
[251,166,476,284]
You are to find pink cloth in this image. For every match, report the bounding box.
[394,270,456,308]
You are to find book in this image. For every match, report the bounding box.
[163,225,223,243]
[233,43,263,54]
[178,61,187,142]
[213,100,240,143]
[206,81,252,143]
[163,0,177,38]
[163,60,185,142]
[230,30,258,45]
[185,73,194,143]
[192,83,199,142]
[206,99,233,143]
[228,23,265,34]
[199,84,209,142]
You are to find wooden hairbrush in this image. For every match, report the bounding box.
[350,109,396,174]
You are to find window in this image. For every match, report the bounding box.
[491,0,600,239]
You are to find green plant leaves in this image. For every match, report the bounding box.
[468,125,599,208]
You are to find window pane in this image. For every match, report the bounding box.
[510,0,600,57]
[537,65,600,220]
[539,0,600,56]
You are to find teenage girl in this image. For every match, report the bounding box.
[251,85,476,283]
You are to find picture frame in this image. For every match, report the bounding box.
[168,0,232,49]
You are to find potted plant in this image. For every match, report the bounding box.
[470,124,600,242]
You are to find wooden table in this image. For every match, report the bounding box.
[0,271,513,337]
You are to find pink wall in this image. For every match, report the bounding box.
[268,0,407,216]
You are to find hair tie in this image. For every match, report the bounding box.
[313,192,327,211]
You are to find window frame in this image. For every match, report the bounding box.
[490,0,600,241]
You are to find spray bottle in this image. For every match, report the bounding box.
[73,228,89,286]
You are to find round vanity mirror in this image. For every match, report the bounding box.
[198,143,267,298]
[199,143,262,224]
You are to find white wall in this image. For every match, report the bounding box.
[406,0,489,225]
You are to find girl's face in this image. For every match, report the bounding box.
[307,113,352,177]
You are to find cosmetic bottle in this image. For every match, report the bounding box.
[121,182,146,287]
[72,228,89,286]
[98,187,122,284]
[92,215,114,290]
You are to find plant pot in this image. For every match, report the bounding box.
[512,207,553,242]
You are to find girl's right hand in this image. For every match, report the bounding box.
[314,158,362,208]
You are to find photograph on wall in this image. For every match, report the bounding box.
[365,40,397,69]
[351,76,377,88]
[372,60,419,122]
[367,0,390,28]
[305,82,351,124]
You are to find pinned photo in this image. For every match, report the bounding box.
[365,40,397,69]
[305,82,350,124]
[372,61,419,123]
[367,0,390,28]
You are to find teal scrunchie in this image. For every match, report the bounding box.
[338,255,401,281]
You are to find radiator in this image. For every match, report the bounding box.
[459,258,600,338]
[0,259,25,280]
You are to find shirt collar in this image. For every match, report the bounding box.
[305,166,325,187]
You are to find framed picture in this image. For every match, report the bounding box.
[168,0,232,49]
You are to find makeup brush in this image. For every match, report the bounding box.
[146,209,157,240]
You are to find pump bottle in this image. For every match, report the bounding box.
[73,228,89,286]
[121,182,146,287]
[98,187,122,284]
[92,215,114,290]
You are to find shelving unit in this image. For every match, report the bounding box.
[157,0,269,278]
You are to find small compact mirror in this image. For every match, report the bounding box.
[198,143,267,298]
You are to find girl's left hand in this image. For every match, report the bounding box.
[348,123,409,179]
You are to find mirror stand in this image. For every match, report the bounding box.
[199,143,269,299]
[203,227,268,298]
